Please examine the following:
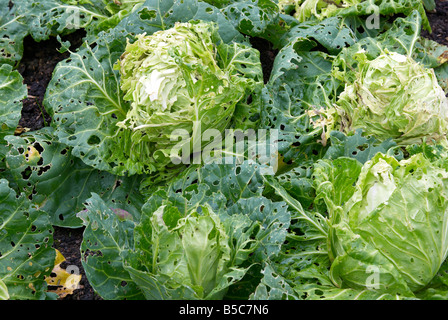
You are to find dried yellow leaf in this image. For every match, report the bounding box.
[14,126,30,135]
[438,51,448,65]
[45,249,82,299]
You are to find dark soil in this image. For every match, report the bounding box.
[17,30,86,132]
[52,226,101,300]
[421,0,448,46]
[15,2,448,300]
[250,37,278,83]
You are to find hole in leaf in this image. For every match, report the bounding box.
[139,8,157,20]
[87,135,100,145]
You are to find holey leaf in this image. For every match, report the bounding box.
[14,0,105,42]
[13,0,145,43]
[226,197,291,262]
[0,64,27,160]
[278,16,358,55]
[260,43,336,166]
[332,11,428,83]
[219,0,292,47]
[79,193,145,300]
[108,0,244,44]
[0,0,29,66]
[0,179,55,300]
[323,130,402,165]
[43,33,132,175]
[3,128,146,228]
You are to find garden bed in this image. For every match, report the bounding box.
[6,0,448,300]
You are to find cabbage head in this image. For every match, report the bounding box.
[316,153,448,296]
[331,50,448,146]
[116,21,262,173]
[127,203,254,300]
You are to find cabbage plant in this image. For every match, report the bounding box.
[117,21,261,170]
[5,0,448,302]
[127,203,247,300]
[78,159,291,300]
[314,152,448,295]
[330,50,448,146]
[44,15,262,180]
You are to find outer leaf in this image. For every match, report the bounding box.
[251,264,298,300]
[272,162,315,210]
[0,64,27,160]
[281,0,430,32]
[261,40,336,166]
[227,198,290,262]
[313,157,363,212]
[323,130,402,164]
[4,128,146,227]
[219,0,292,47]
[264,175,328,240]
[44,32,133,175]
[263,174,329,279]
[278,16,358,54]
[0,179,55,300]
[78,193,145,300]
[14,0,106,42]
[108,0,244,44]
[14,0,144,43]
[197,159,266,203]
[0,0,29,66]
[329,0,431,32]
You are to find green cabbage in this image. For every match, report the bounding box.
[79,159,291,300]
[117,20,262,172]
[331,50,448,146]
[317,153,448,295]
[133,204,236,299]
